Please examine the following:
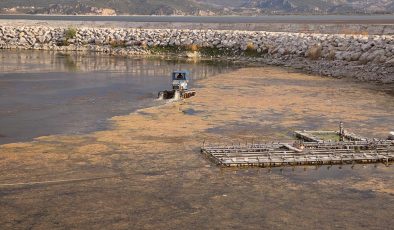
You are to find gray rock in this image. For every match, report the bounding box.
[27,37,36,45]
[94,38,104,45]
[343,52,352,62]
[370,49,386,63]
[37,35,46,43]
[278,48,287,55]
[385,58,394,66]
[359,52,370,64]
[19,37,28,45]
[350,52,362,61]
[361,42,374,51]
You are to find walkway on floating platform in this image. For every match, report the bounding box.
[294,130,368,142]
[201,141,394,167]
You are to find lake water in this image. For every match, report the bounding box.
[0,50,393,229]
[0,50,237,144]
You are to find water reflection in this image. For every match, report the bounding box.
[0,50,236,80]
[0,50,238,144]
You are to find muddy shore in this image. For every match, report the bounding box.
[1,67,393,229]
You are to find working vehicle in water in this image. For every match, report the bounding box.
[158,70,196,100]
[389,131,394,140]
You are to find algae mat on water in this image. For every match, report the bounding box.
[0,67,393,229]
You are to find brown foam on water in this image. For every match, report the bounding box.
[1,67,393,229]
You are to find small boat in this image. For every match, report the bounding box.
[389,132,394,140]
[158,70,196,100]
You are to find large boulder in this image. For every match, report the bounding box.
[359,49,385,64]
[37,35,46,43]
[370,49,386,63]
[350,52,362,61]
[27,37,36,45]
[386,58,394,66]
[94,38,104,45]
[361,42,374,51]
[18,37,28,45]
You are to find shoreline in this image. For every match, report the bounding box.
[0,23,393,83]
[2,47,393,84]
[3,46,393,84]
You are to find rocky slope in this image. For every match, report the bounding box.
[0,0,217,15]
[199,0,394,14]
[0,25,393,82]
[241,0,394,14]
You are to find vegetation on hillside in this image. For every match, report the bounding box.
[0,0,393,15]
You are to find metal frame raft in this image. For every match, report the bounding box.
[201,141,394,167]
[201,124,394,167]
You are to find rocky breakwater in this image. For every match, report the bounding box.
[0,26,393,83]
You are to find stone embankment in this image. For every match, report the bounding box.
[0,25,393,82]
